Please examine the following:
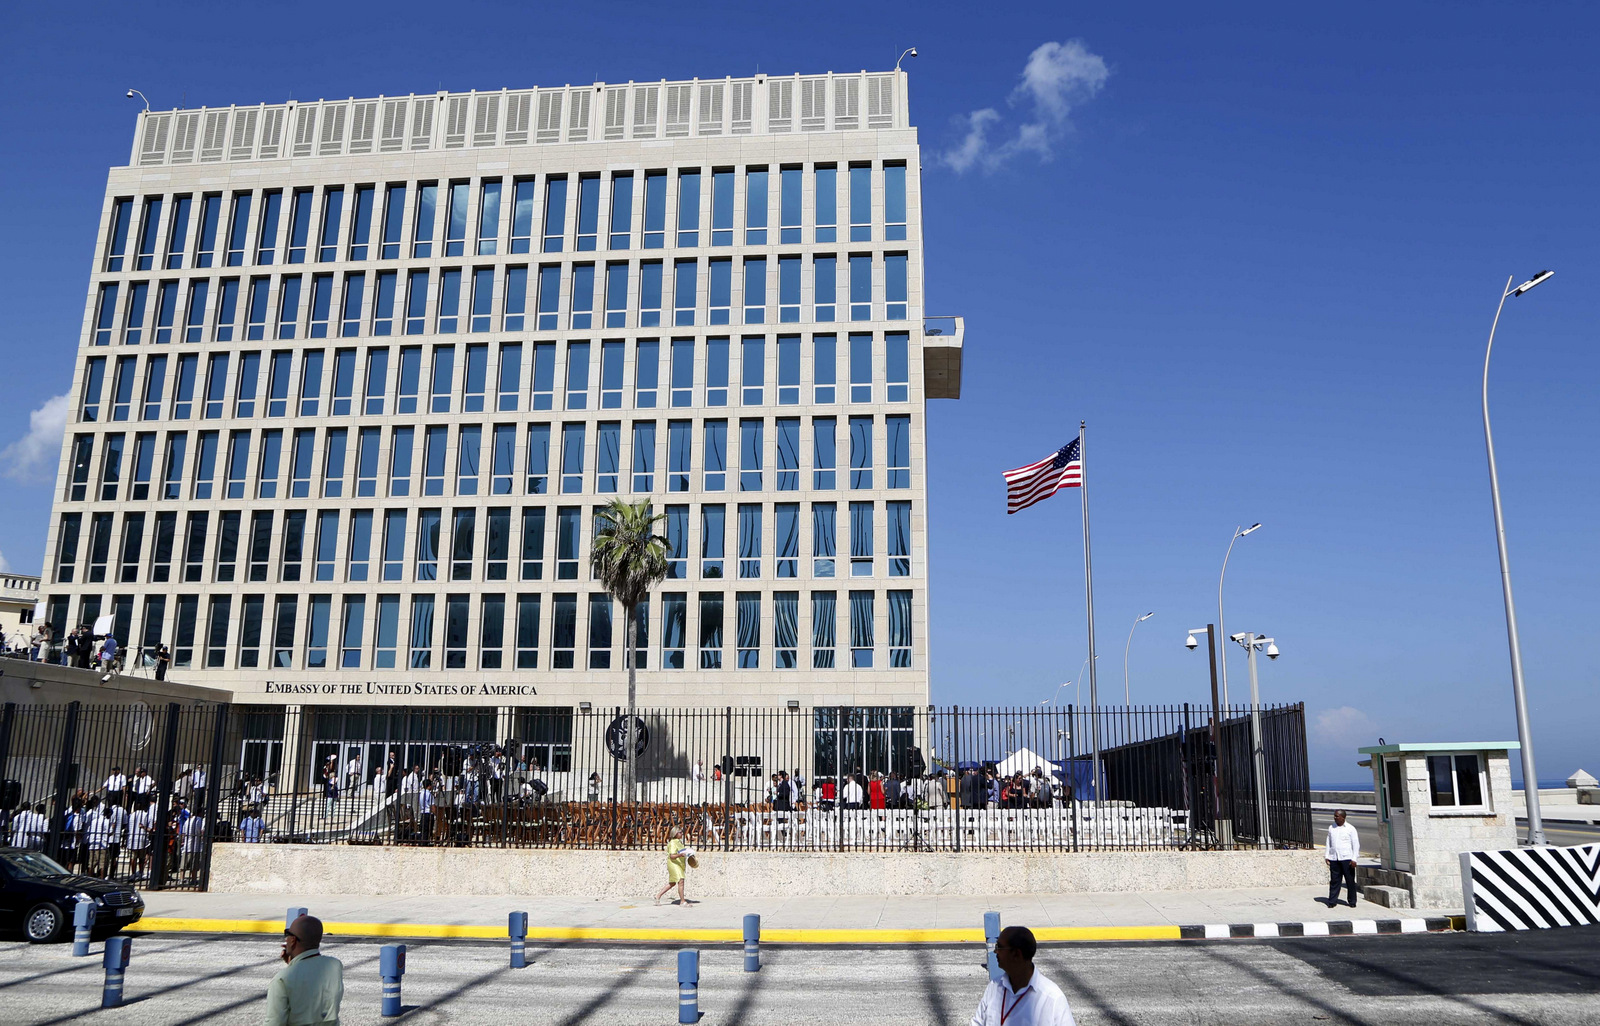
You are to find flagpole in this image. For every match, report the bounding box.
[1079,421,1102,802]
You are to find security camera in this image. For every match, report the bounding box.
[907,48,918,59]
[1184,635,1199,650]
[126,90,135,98]
[1265,643,1280,660]
[1230,632,1247,643]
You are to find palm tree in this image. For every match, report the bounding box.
[590,498,669,798]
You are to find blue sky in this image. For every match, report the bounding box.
[1,2,1595,784]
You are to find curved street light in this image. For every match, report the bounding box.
[1483,270,1553,846]
[1217,523,1261,707]
[1123,612,1154,705]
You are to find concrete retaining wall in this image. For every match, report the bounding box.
[210,843,1325,897]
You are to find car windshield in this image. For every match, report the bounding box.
[3,851,72,879]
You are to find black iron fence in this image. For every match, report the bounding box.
[1,701,1310,886]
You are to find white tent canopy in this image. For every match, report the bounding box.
[995,747,1054,777]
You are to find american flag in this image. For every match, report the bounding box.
[1004,438,1082,514]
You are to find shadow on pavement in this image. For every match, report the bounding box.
[1279,927,1600,998]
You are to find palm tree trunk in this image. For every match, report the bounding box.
[625,602,637,800]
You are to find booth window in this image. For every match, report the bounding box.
[1427,754,1486,809]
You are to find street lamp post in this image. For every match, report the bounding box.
[1483,270,1554,846]
[1124,612,1154,705]
[1217,524,1261,707]
[1231,632,1279,849]
[1187,626,1231,848]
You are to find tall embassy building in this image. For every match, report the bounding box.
[44,70,962,768]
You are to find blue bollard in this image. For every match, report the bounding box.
[984,911,1001,982]
[508,911,528,968]
[72,899,96,957]
[380,943,406,1017]
[742,914,761,972]
[101,936,131,1008]
[286,906,308,930]
[677,949,700,1024]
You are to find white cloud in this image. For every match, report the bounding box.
[0,393,70,484]
[1313,706,1379,749]
[941,39,1110,174]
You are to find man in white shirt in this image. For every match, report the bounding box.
[400,766,421,794]
[1324,809,1362,907]
[842,776,865,809]
[970,926,1075,1026]
[345,753,361,794]
[180,813,206,881]
[130,767,154,798]
[103,767,129,807]
[10,803,48,849]
[126,801,155,880]
[82,799,112,877]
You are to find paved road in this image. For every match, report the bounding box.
[1310,808,1599,857]
[1,928,1595,1024]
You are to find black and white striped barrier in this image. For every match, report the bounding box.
[1461,842,1600,932]
[1178,917,1461,939]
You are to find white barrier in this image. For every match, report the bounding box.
[1460,842,1600,932]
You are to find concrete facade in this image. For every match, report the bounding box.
[0,574,40,653]
[210,842,1325,898]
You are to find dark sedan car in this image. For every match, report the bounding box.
[0,848,145,942]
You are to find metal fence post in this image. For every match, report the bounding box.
[952,706,961,853]
[0,701,16,787]
[46,702,81,862]
[198,703,229,892]
[835,705,844,852]
[723,706,732,852]
[146,703,183,891]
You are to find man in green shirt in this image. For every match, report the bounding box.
[267,914,344,1026]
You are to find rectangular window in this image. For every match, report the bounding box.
[850,501,874,577]
[238,594,264,668]
[364,347,388,415]
[738,503,762,578]
[339,595,364,669]
[661,592,686,668]
[225,192,251,266]
[372,270,396,335]
[478,178,502,255]
[672,259,697,326]
[480,593,505,668]
[670,337,694,407]
[776,417,800,491]
[596,421,620,492]
[812,502,836,578]
[262,350,289,417]
[205,595,231,667]
[330,347,355,414]
[665,504,688,579]
[55,513,82,583]
[437,268,462,333]
[773,502,800,579]
[485,506,511,580]
[339,273,364,338]
[98,434,125,501]
[281,507,307,582]
[503,266,527,332]
[247,511,273,581]
[306,595,332,668]
[149,511,176,582]
[740,419,763,491]
[188,279,212,342]
[814,166,837,243]
[849,590,874,667]
[639,261,663,327]
[699,593,724,669]
[380,183,405,260]
[182,510,209,582]
[80,358,107,422]
[635,339,660,408]
[701,504,725,578]
[667,419,691,492]
[588,593,612,668]
[153,281,178,343]
[703,419,727,491]
[450,508,476,580]
[745,168,768,244]
[515,594,541,667]
[850,255,872,321]
[420,424,447,496]
[885,254,908,321]
[289,428,314,497]
[348,425,378,497]
[778,256,801,322]
[741,335,765,404]
[195,194,221,267]
[565,340,590,410]
[396,346,420,412]
[224,430,250,498]
[172,353,199,419]
[883,331,910,402]
[850,165,872,242]
[164,194,191,269]
[642,170,666,248]
[888,589,912,666]
[520,506,546,580]
[1427,754,1487,808]
[743,257,766,324]
[525,422,551,494]
[405,270,429,334]
[885,163,907,240]
[123,282,148,345]
[850,333,874,403]
[552,593,576,668]
[92,284,118,346]
[608,172,633,249]
[349,184,374,261]
[202,352,229,419]
[536,264,562,330]
[888,501,911,577]
[780,166,802,243]
[569,263,594,329]
[261,190,287,264]
[314,509,340,581]
[172,595,199,668]
[381,509,407,581]
[707,336,729,406]
[415,508,441,581]
[557,506,581,580]
[492,423,516,495]
[160,433,186,501]
[887,415,912,489]
[105,197,134,271]
[374,594,399,668]
[388,426,413,497]
[142,355,167,420]
[409,594,434,668]
[774,590,798,668]
[299,348,324,416]
[543,175,567,252]
[130,432,155,500]
[468,268,494,333]
[511,178,535,253]
[319,187,344,262]
[86,512,114,582]
[736,591,761,668]
[430,345,454,413]
[560,422,586,493]
[850,416,873,489]
[277,275,303,339]
[242,277,267,341]
[463,343,488,412]
[811,590,836,668]
[192,431,219,500]
[575,174,599,251]
[413,182,438,258]
[599,340,624,408]
[814,256,836,322]
[632,421,656,492]
[709,258,732,324]
[604,262,628,328]
[111,355,137,421]
[711,169,734,246]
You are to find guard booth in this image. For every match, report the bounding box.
[1358,741,1519,908]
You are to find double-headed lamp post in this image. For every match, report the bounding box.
[1217,523,1262,707]
[1230,632,1279,849]
[1483,269,1554,846]
[1124,612,1154,705]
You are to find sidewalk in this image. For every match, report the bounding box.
[137,886,1461,942]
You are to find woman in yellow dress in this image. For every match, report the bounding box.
[654,825,691,905]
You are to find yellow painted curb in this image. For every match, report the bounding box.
[134,918,1182,944]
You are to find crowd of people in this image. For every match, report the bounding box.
[753,764,1069,812]
[3,623,173,680]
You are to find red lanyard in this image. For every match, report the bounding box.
[1000,985,1033,1026]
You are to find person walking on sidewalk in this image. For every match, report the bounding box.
[969,926,1076,1026]
[268,914,343,1026]
[1323,809,1361,907]
[653,825,694,906]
